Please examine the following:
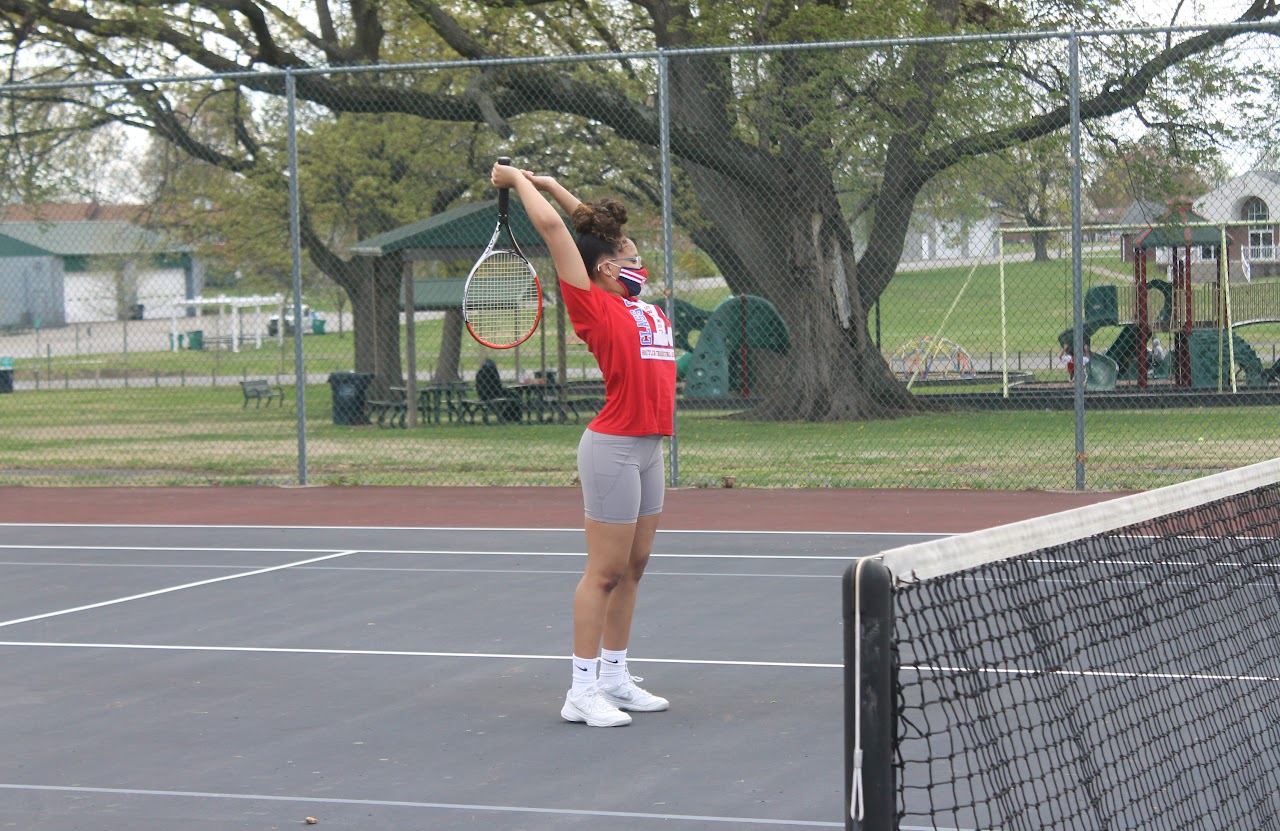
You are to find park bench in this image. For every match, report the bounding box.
[240,379,285,408]
[204,335,235,350]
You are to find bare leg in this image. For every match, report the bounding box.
[562,517,641,728]
[602,512,660,651]
[573,518,639,659]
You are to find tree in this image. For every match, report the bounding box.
[135,83,490,389]
[0,62,137,205]
[1,0,1276,417]
[979,136,1073,262]
[1087,135,1225,214]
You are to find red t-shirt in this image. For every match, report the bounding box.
[560,281,676,436]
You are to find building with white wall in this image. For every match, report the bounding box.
[0,207,203,323]
[1194,170,1280,280]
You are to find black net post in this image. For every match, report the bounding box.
[844,558,895,831]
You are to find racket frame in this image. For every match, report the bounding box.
[463,157,544,349]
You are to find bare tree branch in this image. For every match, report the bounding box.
[923,13,1280,181]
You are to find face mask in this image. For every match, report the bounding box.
[618,266,649,299]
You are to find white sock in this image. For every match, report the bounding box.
[599,648,628,689]
[571,655,598,696]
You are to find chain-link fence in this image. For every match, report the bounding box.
[1,21,1278,490]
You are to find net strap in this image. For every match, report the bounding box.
[850,556,868,823]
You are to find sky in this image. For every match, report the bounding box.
[1125,0,1268,26]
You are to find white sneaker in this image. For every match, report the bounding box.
[561,686,632,727]
[599,676,669,712]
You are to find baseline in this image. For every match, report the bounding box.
[0,783,843,828]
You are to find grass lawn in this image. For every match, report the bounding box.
[5,256,1280,491]
[878,256,1280,367]
[0,381,1275,490]
[12,255,1280,383]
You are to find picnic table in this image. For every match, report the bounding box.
[459,381,586,425]
[511,382,582,424]
[371,380,592,428]
[418,381,472,424]
[372,381,473,428]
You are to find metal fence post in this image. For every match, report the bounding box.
[286,70,308,485]
[1069,31,1086,491]
[658,48,679,487]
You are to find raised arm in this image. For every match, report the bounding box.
[491,163,590,292]
[534,176,581,217]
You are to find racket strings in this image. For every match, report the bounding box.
[464,251,541,347]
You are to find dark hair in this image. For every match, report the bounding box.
[570,198,629,272]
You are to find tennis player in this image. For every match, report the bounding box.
[491,162,676,727]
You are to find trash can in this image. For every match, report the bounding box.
[0,356,12,394]
[188,330,204,350]
[311,317,327,335]
[327,371,373,425]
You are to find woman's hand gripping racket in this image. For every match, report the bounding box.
[463,157,543,349]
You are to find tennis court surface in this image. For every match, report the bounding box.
[0,485,1113,830]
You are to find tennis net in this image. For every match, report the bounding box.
[843,459,1280,831]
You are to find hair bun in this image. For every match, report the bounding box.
[571,198,628,242]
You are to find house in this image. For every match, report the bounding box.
[0,203,204,323]
[899,211,1001,263]
[1193,171,1280,280]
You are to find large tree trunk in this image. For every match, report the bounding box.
[1032,230,1052,262]
[332,251,405,400]
[300,213,407,399]
[435,308,464,383]
[670,50,931,422]
[680,150,920,420]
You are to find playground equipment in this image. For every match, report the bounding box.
[1129,201,1245,389]
[1057,282,1173,381]
[889,336,975,385]
[1005,200,1279,394]
[1058,280,1270,389]
[675,295,790,398]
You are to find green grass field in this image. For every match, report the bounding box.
[0,380,1274,490]
[11,252,1280,383]
[878,254,1280,365]
[4,253,1279,491]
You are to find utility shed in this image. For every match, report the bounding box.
[0,232,63,329]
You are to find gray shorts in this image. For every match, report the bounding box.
[577,430,666,524]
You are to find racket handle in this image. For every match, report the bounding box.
[496,156,511,218]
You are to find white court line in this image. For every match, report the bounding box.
[0,550,359,630]
[905,663,1280,684]
[0,783,842,827]
[354,549,857,561]
[0,544,361,554]
[22,641,1249,683]
[0,641,840,668]
[0,544,858,560]
[0,521,945,537]
[0,561,833,579]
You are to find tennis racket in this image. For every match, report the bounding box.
[463,157,543,349]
